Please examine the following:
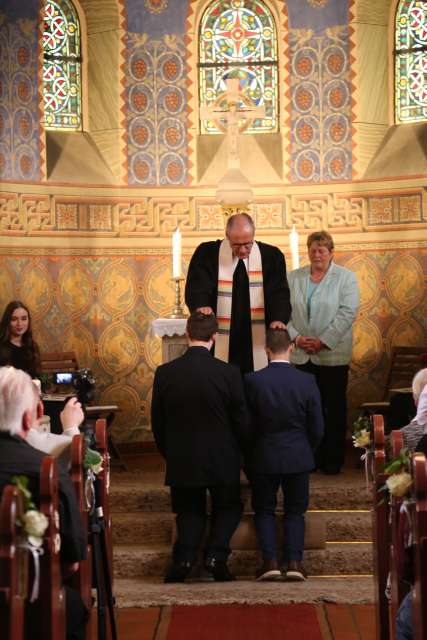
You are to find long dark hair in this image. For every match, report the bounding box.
[0,300,41,376]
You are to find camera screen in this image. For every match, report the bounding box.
[54,372,73,384]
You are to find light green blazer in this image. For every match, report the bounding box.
[287,262,360,366]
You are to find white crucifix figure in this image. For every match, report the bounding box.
[200,79,265,169]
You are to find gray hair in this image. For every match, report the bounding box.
[412,367,427,404]
[0,367,38,436]
[226,213,255,234]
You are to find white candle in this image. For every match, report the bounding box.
[172,227,182,278]
[289,225,299,270]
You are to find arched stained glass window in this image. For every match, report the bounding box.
[395,1,427,123]
[42,0,82,130]
[199,0,278,134]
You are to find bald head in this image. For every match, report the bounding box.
[226,213,255,259]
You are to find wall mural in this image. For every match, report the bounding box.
[125,33,189,186]
[289,26,352,182]
[0,13,41,181]
[0,246,425,442]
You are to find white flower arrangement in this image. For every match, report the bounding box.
[378,448,413,504]
[12,475,48,547]
[352,415,371,449]
[22,509,49,548]
[386,471,413,498]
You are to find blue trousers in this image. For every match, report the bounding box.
[251,472,309,562]
[395,590,413,640]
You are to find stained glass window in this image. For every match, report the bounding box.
[199,0,278,134]
[395,1,427,123]
[42,0,82,130]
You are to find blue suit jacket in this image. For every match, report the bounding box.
[244,362,324,474]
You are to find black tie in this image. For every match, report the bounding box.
[229,259,253,374]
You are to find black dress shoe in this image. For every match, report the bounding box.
[205,558,235,582]
[164,560,192,583]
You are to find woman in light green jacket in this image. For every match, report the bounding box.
[287,230,360,475]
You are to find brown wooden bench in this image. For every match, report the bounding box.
[70,434,93,640]
[0,485,28,640]
[362,346,427,416]
[372,414,391,640]
[388,430,409,638]
[37,456,66,640]
[40,351,79,375]
[411,453,427,640]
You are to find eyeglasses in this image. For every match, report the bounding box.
[229,242,254,250]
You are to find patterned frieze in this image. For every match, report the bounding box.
[0,187,426,236]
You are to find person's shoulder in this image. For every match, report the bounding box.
[331,262,356,279]
[257,241,283,257]
[289,366,316,386]
[212,357,240,376]
[195,240,221,253]
[154,356,183,376]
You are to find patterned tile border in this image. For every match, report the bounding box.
[0,186,426,237]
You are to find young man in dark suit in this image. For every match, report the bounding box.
[244,329,324,581]
[151,311,251,583]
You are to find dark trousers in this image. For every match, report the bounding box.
[170,485,242,564]
[297,362,349,472]
[251,472,309,562]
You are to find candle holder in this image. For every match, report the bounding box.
[169,277,187,319]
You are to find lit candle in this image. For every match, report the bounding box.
[172,227,182,278]
[289,225,299,270]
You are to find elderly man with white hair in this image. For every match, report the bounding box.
[399,367,427,451]
[0,366,88,640]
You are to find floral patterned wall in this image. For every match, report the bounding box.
[0,2,41,181]
[0,244,426,442]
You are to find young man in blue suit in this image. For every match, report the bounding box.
[244,328,324,581]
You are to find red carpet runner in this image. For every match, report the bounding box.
[162,604,325,640]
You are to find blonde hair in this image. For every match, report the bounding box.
[0,366,38,435]
[412,368,427,404]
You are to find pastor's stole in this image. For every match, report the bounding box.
[216,239,267,371]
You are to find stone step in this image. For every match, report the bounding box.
[109,481,372,514]
[112,509,371,547]
[113,542,373,579]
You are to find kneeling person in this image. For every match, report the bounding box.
[151,312,251,583]
[244,329,324,581]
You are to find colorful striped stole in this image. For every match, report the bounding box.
[216,239,267,371]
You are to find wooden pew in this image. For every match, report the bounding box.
[37,456,66,640]
[388,429,409,638]
[70,434,93,638]
[0,485,28,640]
[93,418,116,640]
[411,453,427,640]
[372,414,391,640]
[95,418,113,576]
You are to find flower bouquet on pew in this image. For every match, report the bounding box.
[352,415,372,487]
[11,475,49,602]
[378,447,412,505]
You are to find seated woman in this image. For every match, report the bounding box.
[399,368,427,451]
[0,300,41,378]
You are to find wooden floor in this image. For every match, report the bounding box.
[93,604,376,639]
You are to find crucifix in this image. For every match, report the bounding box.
[200,79,265,170]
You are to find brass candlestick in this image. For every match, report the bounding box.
[169,277,187,319]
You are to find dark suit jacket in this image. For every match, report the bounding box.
[185,240,291,327]
[244,362,324,474]
[151,346,251,487]
[0,432,87,564]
